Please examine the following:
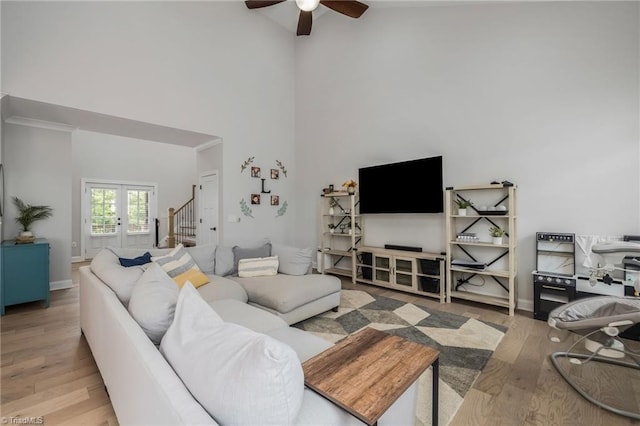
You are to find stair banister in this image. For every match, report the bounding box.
[167,184,196,248]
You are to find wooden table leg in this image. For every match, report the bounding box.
[433,358,439,426]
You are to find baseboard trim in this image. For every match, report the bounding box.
[72,256,85,263]
[50,279,73,291]
[517,298,533,313]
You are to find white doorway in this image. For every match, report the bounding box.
[82,179,157,259]
[198,171,219,246]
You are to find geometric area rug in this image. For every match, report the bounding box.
[293,290,507,425]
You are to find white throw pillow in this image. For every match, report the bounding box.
[271,243,313,276]
[128,262,179,345]
[90,248,145,306]
[160,283,304,425]
[237,256,279,278]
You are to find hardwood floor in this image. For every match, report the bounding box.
[1,261,117,425]
[341,279,640,426]
[1,264,638,425]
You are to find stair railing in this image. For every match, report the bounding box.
[167,184,196,248]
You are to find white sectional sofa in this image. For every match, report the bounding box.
[79,243,418,425]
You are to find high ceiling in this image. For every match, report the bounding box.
[1,1,511,147]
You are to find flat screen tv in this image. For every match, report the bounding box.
[358,156,443,214]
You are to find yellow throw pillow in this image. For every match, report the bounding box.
[173,268,210,289]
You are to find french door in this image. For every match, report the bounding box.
[82,181,157,259]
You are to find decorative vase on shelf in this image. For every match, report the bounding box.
[493,237,503,245]
[347,186,355,195]
[458,208,467,216]
[329,207,335,215]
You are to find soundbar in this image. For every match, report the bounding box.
[384,244,422,252]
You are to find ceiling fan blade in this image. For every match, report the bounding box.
[244,1,286,9]
[297,10,312,36]
[320,1,369,18]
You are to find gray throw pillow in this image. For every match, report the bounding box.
[232,243,272,276]
[215,246,235,276]
[185,244,217,275]
[271,243,313,276]
[128,262,179,345]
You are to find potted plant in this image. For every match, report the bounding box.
[343,179,357,195]
[328,223,336,234]
[12,196,53,239]
[489,226,505,245]
[455,199,473,216]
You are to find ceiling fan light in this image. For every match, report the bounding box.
[295,0,320,12]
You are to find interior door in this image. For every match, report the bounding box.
[198,173,219,246]
[84,182,156,259]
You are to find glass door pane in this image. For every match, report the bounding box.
[90,188,118,235]
[127,189,151,233]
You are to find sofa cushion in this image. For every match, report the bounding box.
[128,262,179,345]
[160,283,304,426]
[232,242,272,275]
[238,256,279,278]
[271,243,313,276]
[197,275,249,304]
[214,246,235,276]
[185,244,216,275]
[208,299,288,333]
[232,274,341,314]
[90,248,145,306]
[109,247,172,258]
[266,326,333,363]
[152,244,210,288]
[119,251,152,267]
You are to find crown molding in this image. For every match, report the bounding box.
[5,115,77,133]
[195,137,223,152]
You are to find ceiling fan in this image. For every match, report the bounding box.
[245,0,369,36]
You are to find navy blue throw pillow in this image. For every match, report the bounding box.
[119,252,152,267]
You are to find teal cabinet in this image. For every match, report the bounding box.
[1,239,50,315]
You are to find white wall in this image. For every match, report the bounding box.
[4,123,72,286]
[72,130,198,258]
[295,2,640,308]
[2,1,296,246]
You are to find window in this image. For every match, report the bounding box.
[91,188,117,235]
[127,189,151,233]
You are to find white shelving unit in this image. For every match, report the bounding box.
[445,183,518,316]
[319,192,362,282]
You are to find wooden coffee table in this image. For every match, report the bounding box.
[302,327,440,425]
